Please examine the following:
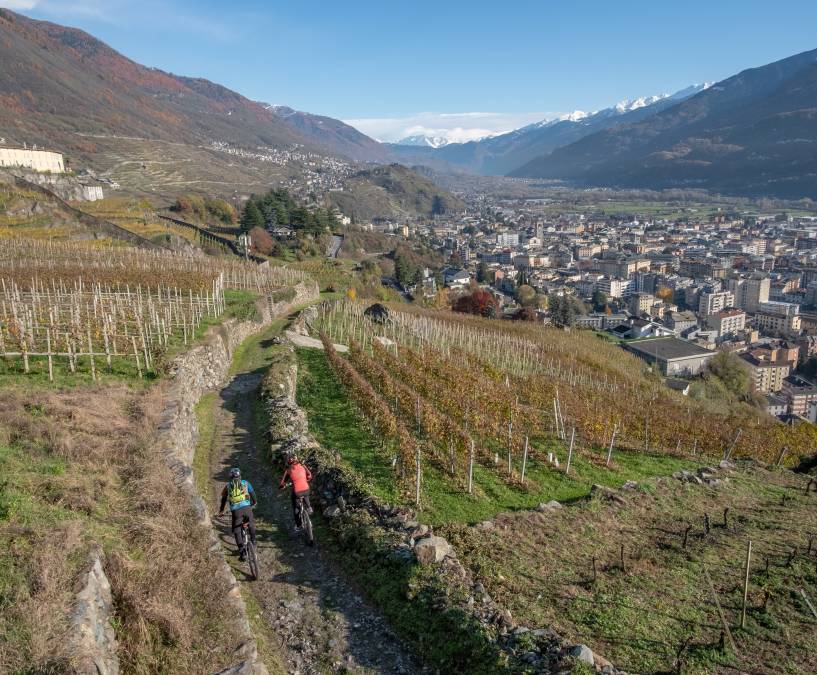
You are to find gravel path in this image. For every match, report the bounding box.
[209,371,424,675]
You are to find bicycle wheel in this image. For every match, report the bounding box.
[247,541,260,580]
[302,510,314,546]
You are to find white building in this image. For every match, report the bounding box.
[698,291,735,316]
[0,148,65,173]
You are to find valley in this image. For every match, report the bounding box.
[1,4,816,675]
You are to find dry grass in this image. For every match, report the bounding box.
[0,384,244,674]
[443,464,817,673]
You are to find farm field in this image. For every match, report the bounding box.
[443,464,817,674]
[308,302,816,517]
[293,299,817,673]
[75,197,203,247]
[0,239,307,383]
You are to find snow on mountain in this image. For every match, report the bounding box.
[397,134,453,148]
[614,94,668,113]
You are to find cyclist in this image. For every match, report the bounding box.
[216,467,257,561]
[279,454,313,530]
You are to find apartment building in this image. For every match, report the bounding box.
[726,276,770,313]
[705,309,746,338]
[628,292,655,316]
[698,291,735,316]
[755,301,801,336]
[739,350,791,393]
[782,375,817,416]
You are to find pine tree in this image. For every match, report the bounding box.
[241,201,265,232]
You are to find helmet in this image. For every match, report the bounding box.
[229,467,241,479]
[286,455,297,466]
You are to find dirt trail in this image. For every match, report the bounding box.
[208,369,425,675]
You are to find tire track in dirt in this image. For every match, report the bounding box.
[208,371,426,675]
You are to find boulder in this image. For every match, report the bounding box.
[323,505,341,518]
[414,536,452,565]
[569,644,594,665]
[408,524,430,540]
[536,500,563,512]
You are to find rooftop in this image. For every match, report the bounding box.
[625,337,714,362]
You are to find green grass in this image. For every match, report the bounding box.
[193,393,218,496]
[295,347,695,525]
[0,289,278,388]
[443,465,817,674]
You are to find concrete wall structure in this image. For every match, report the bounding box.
[0,147,64,173]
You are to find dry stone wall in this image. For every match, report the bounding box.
[69,280,317,675]
[261,337,626,674]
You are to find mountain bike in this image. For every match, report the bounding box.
[283,482,314,546]
[215,511,260,580]
[238,516,260,580]
[294,493,314,546]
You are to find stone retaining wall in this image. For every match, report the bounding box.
[69,280,318,675]
[260,345,619,673]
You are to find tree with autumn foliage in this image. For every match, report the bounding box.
[248,226,275,255]
[452,288,498,318]
[656,286,675,303]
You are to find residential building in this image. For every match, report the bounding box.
[698,291,735,316]
[739,350,791,393]
[726,276,770,313]
[755,301,801,336]
[442,267,470,288]
[765,394,788,417]
[496,232,519,247]
[782,375,817,416]
[597,257,650,279]
[628,292,655,316]
[705,309,746,339]
[596,276,633,299]
[664,310,698,335]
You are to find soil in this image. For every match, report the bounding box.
[208,370,425,675]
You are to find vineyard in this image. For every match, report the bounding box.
[0,239,307,380]
[311,301,817,508]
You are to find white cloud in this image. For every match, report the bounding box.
[344,111,559,144]
[1,1,39,9]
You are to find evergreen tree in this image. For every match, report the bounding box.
[476,261,489,283]
[241,201,265,231]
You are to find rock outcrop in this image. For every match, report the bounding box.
[70,550,119,675]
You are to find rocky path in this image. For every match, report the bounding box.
[209,370,425,675]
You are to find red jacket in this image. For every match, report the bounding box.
[280,462,312,493]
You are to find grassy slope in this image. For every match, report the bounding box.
[443,466,817,674]
[0,385,243,674]
[295,347,694,525]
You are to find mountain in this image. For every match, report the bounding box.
[396,134,453,149]
[329,164,465,222]
[264,105,389,162]
[0,9,312,155]
[511,49,817,199]
[387,85,710,176]
[0,9,449,206]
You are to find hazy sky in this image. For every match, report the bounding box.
[6,0,817,141]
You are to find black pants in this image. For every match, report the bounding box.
[291,489,311,525]
[230,506,256,550]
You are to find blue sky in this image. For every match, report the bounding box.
[6,0,817,141]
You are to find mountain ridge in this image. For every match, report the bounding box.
[510,49,817,198]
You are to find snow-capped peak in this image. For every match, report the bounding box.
[397,134,452,148]
[614,94,669,113]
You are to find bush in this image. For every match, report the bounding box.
[452,289,498,318]
[249,226,275,255]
